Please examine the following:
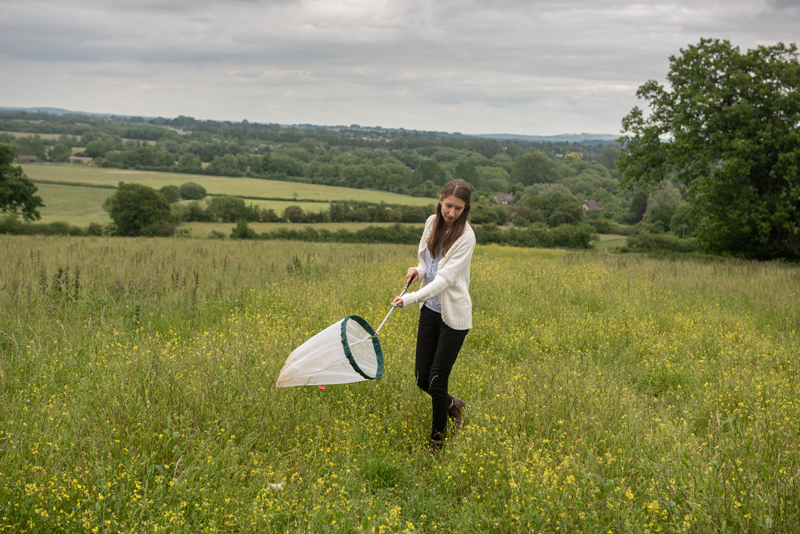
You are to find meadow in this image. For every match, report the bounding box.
[20,164,436,206]
[181,221,421,238]
[5,132,157,146]
[32,182,333,229]
[1,236,798,533]
[34,183,112,226]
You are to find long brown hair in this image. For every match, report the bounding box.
[427,179,472,257]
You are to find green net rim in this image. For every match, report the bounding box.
[340,315,384,380]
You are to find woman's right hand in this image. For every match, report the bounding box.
[406,268,419,284]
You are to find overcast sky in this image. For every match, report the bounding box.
[1,0,798,135]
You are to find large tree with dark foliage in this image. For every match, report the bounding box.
[105,183,175,236]
[617,39,800,260]
[0,144,44,221]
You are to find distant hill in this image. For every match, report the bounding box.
[0,106,618,143]
[0,106,151,120]
[475,133,620,144]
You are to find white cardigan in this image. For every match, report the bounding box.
[401,214,476,330]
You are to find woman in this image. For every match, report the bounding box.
[393,179,476,452]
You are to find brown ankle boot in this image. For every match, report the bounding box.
[428,439,443,455]
[448,398,465,429]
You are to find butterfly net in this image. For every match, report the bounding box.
[276,315,384,387]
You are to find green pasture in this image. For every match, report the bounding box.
[3,131,64,141]
[238,199,329,214]
[183,221,421,238]
[20,164,436,206]
[34,183,112,225]
[593,233,628,250]
[1,236,798,532]
[31,182,332,228]
[4,132,156,145]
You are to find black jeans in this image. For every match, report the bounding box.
[415,305,469,441]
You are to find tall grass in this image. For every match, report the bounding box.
[1,236,798,532]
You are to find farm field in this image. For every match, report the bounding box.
[31,183,331,228]
[34,183,112,225]
[4,131,157,145]
[183,221,423,238]
[594,233,628,250]
[20,164,437,206]
[1,236,798,532]
[3,131,65,141]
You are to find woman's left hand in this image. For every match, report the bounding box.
[392,296,405,308]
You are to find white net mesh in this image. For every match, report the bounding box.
[276,316,384,387]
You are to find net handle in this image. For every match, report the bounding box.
[350,280,412,347]
[374,279,411,335]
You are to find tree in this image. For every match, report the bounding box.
[176,153,203,174]
[515,205,545,225]
[205,154,243,177]
[85,140,111,158]
[0,145,44,221]
[511,151,559,186]
[12,135,46,160]
[282,205,306,223]
[644,181,683,232]
[208,196,248,222]
[617,39,800,260]
[159,185,181,203]
[477,167,510,192]
[627,190,649,223]
[385,173,405,192]
[105,183,174,236]
[669,204,695,237]
[453,161,478,186]
[269,155,305,177]
[412,160,446,187]
[48,143,72,163]
[548,201,584,227]
[470,204,507,225]
[597,146,620,171]
[180,182,207,200]
[230,219,257,239]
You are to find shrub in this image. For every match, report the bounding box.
[180,182,207,200]
[208,196,248,223]
[105,183,175,237]
[623,233,698,253]
[515,205,545,225]
[159,185,181,203]
[548,202,584,227]
[474,223,595,249]
[230,219,257,239]
[0,214,89,236]
[588,218,613,233]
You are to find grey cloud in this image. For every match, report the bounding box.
[765,0,800,9]
[1,0,798,134]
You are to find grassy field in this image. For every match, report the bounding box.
[3,131,65,141]
[594,234,628,250]
[21,164,436,206]
[183,221,423,238]
[4,132,156,145]
[34,183,112,225]
[1,236,798,532]
[32,182,331,228]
